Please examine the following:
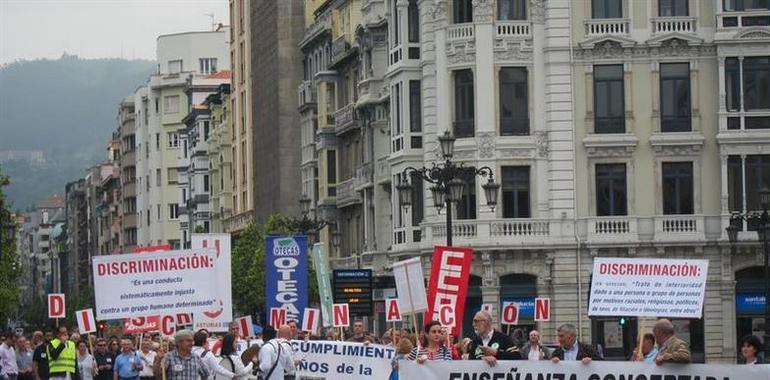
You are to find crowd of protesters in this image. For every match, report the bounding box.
[0,314,764,380]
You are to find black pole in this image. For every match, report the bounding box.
[760,204,770,358]
[446,196,452,247]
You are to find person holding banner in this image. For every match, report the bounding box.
[519,330,551,361]
[218,334,257,379]
[550,324,601,364]
[739,335,766,365]
[257,326,295,380]
[76,341,96,380]
[406,321,453,363]
[652,319,690,365]
[47,327,79,380]
[630,333,657,363]
[137,340,156,380]
[467,311,520,365]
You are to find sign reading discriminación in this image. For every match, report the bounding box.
[588,258,709,318]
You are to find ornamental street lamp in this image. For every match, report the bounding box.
[286,195,335,246]
[396,131,500,246]
[726,187,770,358]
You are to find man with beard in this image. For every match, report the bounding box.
[467,311,521,366]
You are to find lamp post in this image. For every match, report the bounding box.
[726,187,770,358]
[396,131,500,246]
[287,195,336,247]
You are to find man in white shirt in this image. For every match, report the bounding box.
[191,331,235,380]
[137,339,156,380]
[258,326,295,380]
[520,330,550,361]
[0,332,19,380]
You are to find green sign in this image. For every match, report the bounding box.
[312,243,334,327]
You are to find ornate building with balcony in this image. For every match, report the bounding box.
[118,96,138,252]
[298,0,770,360]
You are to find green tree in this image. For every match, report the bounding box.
[0,167,22,324]
[231,214,319,323]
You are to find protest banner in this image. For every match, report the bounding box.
[312,243,334,327]
[265,235,308,323]
[385,299,401,322]
[291,340,395,379]
[123,316,160,335]
[48,294,65,319]
[75,309,96,334]
[302,308,320,334]
[333,303,350,328]
[588,258,709,318]
[426,246,473,336]
[400,360,770,379]
[535,297,550,321]
[92,247,231,320]
[133,245,171,253]
[235,315,254,337]
[269,307,287,329]
[190,233,233,332]
[392,257,428,335]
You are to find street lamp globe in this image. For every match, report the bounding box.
[331,230,342,250]
[447,178,465,203]
[482,177,501,210]
[430,185,445,210]
[299,195,312,215]
[396,181,413,207]
[438,131,456,159]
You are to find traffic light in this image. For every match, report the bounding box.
[619,317,627,326]
[98,321,106,333]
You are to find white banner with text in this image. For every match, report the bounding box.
[290,340,395,380]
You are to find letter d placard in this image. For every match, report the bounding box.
[48,294,65,319]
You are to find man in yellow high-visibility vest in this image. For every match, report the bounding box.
[47,327,79,380]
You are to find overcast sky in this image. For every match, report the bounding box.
[0,0,229,64]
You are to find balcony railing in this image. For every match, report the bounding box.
[421,219,556,247]
[651,17,696,34]
[354,163,373,190]
[333,103,357,132]
[718,10,770,29]
[447,23,474,41]
[298,80,316,108]
[495,21,531,38]
[585,19,630,37]
[335,178,359,207]
[331,35,352,64]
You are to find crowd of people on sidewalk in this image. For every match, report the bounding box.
[0,314,765,380]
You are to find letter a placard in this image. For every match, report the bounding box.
[535,297,550,322]
[76,309,96,334]
[48,294,65,319]
[333,303,350,328]
[301,308,320,334]
[385,298,402,322]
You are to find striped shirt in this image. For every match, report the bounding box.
[406,346,453,361]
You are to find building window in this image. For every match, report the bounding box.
[660,63,691,132]
[498,0,527,20]
[456,170,477,220]
[392,0,400,45]
[167,168,178,185]
[594,65,625,134]
[725,57,770,129]
[596,163,627,216]
[409,80,422,148]
[157,204,161,220]
[168,59,182,74]
[204,175,210,192]
[408,0,420,43]
[156,169,161,186]
[199,58,217,74]
[156,133,161,150]
[500,67,529,136]
[662,162,694,215]
[659,0,688,16]
[724,0,770,11]
[168,132,179,148]
[203,121,211,141]
[164,95,180,114]
[327,150,337,197]
[410,172,424,227]
[453,0,473,23]
[454,69,475,138]
[169,204,179,220]
[592,0,623,18]
[729,155,770,213]
[502,166,530,218]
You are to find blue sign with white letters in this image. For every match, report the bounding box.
[265,235,308,323]
[736,292,766,314]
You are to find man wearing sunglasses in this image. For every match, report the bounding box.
[94,338,115,380]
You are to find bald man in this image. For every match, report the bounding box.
[652,319,690,364]
[258,326,296,380]
[468,311,521,366]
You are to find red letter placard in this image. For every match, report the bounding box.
[76,309,96,334]
[48,294,66,319]
[269,308,287,329]
[438,304,455,328]
[501,303,520,325]
[332,303,350,328]
[385,298,402,322]
[535,298,551,322]
[426,246,474,336]
[301,308,320,334]
[160,315,177,337]
[236,315,254,337]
